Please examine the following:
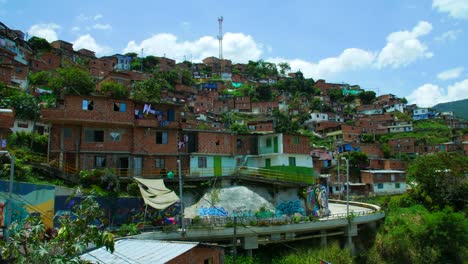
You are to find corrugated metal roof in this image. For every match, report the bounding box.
[80,239,199,264]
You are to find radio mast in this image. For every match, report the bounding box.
[217,16,223,60]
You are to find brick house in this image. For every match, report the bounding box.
[89,57,116,79]
[368,159,407,170]
[234,96,251,112]
[0,109,14,150]
[361,169,407,195]
[387,137,416,155]
[30,51,62,72]
[247,119,274,132]
[40,95,184,177]
[81,239,224,264]
[202,57,232,73]
[314,79,342,95]
[157,57,176,72]
[251,101,278,114]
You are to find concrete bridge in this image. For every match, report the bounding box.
[133,200,384,255]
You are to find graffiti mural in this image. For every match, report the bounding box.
[0,181,55,228]
[198,206,228,217]
[275,200,305,217]
[54,196,181,228]
[306,184,330,217]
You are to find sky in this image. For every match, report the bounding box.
[1,0,468,107]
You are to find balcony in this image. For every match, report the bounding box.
[135,118,179,129]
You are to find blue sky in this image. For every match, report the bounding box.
[1,0,468,107]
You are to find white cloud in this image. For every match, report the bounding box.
[265,21,433,79]
[407,78,468,107]
[73,34,113,56]
[123,32,262,63]
[376,21,433,68]
[71,26,80,32]
[437,67,464,80]
[433,0,468,19]
[269,48,376,79]
[435,29,462,41]
[28,23,61,42]
[94,14,103,20]
[76,14,89,21]
[93,23,112,30]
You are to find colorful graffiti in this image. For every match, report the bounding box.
[275,200,305,217]
[0,181,55,228]
[198,206,228,217]
[307,184,330,217]
[54,196,181,228]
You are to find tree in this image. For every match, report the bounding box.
[329,88,343,102]
[278,62,291,76]
[0,194,115,263]
[27,36,51,52]
[100,80,129,99]
[359,91,376,105]
[0,87,40,120]
[180,69,194,86]
[52,66,95,96]
[29,71,53,86]
[131,78,162,103]
[407,152,468,210]
[273,109,300,134]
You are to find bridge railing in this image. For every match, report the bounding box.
[186,208,377,229]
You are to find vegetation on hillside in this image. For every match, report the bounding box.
[432,98,468,120]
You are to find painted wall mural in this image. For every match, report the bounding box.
[0,181,55,229]
[275,200,305,217]
[306,184,331,217]
[54,196,181,227]
[198,206,228,217]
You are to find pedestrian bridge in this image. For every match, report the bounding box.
[133,200,384,251]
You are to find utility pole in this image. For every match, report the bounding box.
[141,48,144,72]
[178,159,185,233]
[232,216,237,264]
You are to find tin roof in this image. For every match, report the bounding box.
[80,239,199,264]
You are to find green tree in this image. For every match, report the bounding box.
[273,109,300,134]
[180,69,194,86]
[367,205,467,264]
[407,152,468,210]
[278,62,291,75]
[100,80,129,99]
[52,66,95,96]
[131,78,163,103]
[359,90,376,104]
[29,71,53,86]
[0,87,40,120]
[0,194,115,263]
[27,36,51,52]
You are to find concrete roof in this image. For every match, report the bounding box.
[80,239,199,264]
[360,170,405,173]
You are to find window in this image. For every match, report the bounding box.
[155,157,165,168]
[198,157,207,168]
[289,157,296,166]
[293,136,300,144]
[109,131,121,142]
[113,102,126,112]
[376,173,383,180]
[266,138,272,147]
[167,109,175,121]
[377,183,383,189]
[155,132,168,144]
[95,156,106,168]
[85,129,104,142]
[395,183,401,188]
[204,257,213,264]
[64,128,72,139]
[82,100,94,111]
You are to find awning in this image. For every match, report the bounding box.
[134,178,179,210]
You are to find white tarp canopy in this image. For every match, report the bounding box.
[134,178,179,210]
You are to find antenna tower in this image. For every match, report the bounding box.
[218,16,223,60]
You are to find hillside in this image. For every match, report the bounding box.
[433,99,468,120]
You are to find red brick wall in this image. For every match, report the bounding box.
[388,138,415,154]
[42,96,135,125]
[356,143,384,158]
[30,52,61,72]
[361,171,406,184]
[369,159,407,170]
[132,128,179,154]
[283,134,311,154]
[196,131,236,154]
[168,246,224,264]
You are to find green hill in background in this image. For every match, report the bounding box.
[432,99,468,120]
